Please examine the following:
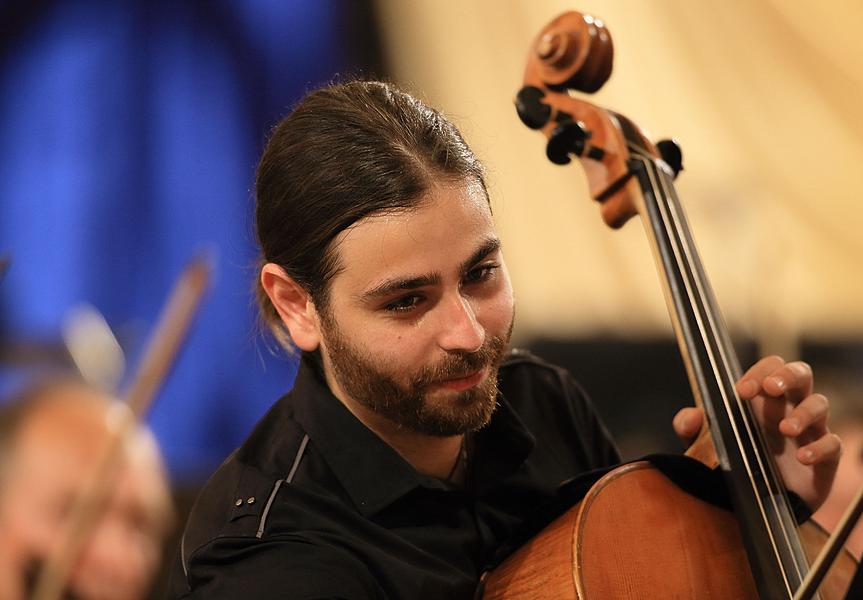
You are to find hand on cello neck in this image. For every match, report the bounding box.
[673,355,841,512]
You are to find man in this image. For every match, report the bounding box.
[171,80,842,598]
[0,378,173,600]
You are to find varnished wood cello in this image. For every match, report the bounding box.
[481,11,858,600]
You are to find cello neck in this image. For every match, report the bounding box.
[622,135,811,597]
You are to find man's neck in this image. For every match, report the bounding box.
[363,413,465,483]
[321,367,464,482]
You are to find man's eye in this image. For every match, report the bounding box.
[464,264,498,285]
[384,295,423,312]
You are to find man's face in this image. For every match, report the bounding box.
[315,178,515,437]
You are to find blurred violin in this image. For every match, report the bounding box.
[31,255,211,600]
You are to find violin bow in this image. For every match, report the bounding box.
[794,484,863,600]
[31,254,212,600]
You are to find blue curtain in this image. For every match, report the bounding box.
[0,0,376,481]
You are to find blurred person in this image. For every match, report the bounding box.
[0,378,173,600]
[813,404,863,560]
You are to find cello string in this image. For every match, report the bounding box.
[655,163,808,582]
[637,154,780,532]
[646,155,798,593]
[654,162,808,577]
[630,152,794,595]
[649,157,804,583]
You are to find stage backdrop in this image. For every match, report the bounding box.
[0,0,383,482]
[375,0,863,357]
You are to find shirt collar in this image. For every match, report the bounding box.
[469,387,536,495]
[288,352,535,517]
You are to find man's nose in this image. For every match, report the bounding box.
[436,293,484,353]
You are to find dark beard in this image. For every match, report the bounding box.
[320,320,512,437]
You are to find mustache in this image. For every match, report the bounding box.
[413,335,508,388]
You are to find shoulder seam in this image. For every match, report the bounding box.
[181,426,311,580]
[256,433,310,539]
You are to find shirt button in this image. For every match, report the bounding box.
[246,496,256,505]
[235,499,243,507]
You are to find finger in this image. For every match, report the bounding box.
[673,407,703,441]
[736,355,785,399]
[780,393,828,437]
[762,361,813,403]
[798,432,843,466]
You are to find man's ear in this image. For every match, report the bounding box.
[260,263,321,351]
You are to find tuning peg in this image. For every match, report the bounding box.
[546,121,589,165]
[656,139,683,179]
[516,86,552,130]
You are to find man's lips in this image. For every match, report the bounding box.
[435,367,487,391]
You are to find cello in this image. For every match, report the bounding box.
[480,11,858,599]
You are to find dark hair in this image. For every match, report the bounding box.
[255,80,487,347]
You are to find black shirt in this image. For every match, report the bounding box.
[169,349,620,599]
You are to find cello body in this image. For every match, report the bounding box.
[481,462,857,598]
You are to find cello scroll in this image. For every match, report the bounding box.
[516,12,684,230]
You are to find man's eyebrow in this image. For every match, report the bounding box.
[360,273,442,301]
[359,237,501,302]
[459,237,501,275]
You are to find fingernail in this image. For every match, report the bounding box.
[801,449,814,463]
[785,418,801,434]
[767,376,786,392]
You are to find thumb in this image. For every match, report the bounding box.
[673,407,704,445]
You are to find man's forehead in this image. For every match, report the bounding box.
[331,182,498,290]
[344,178,490,230]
